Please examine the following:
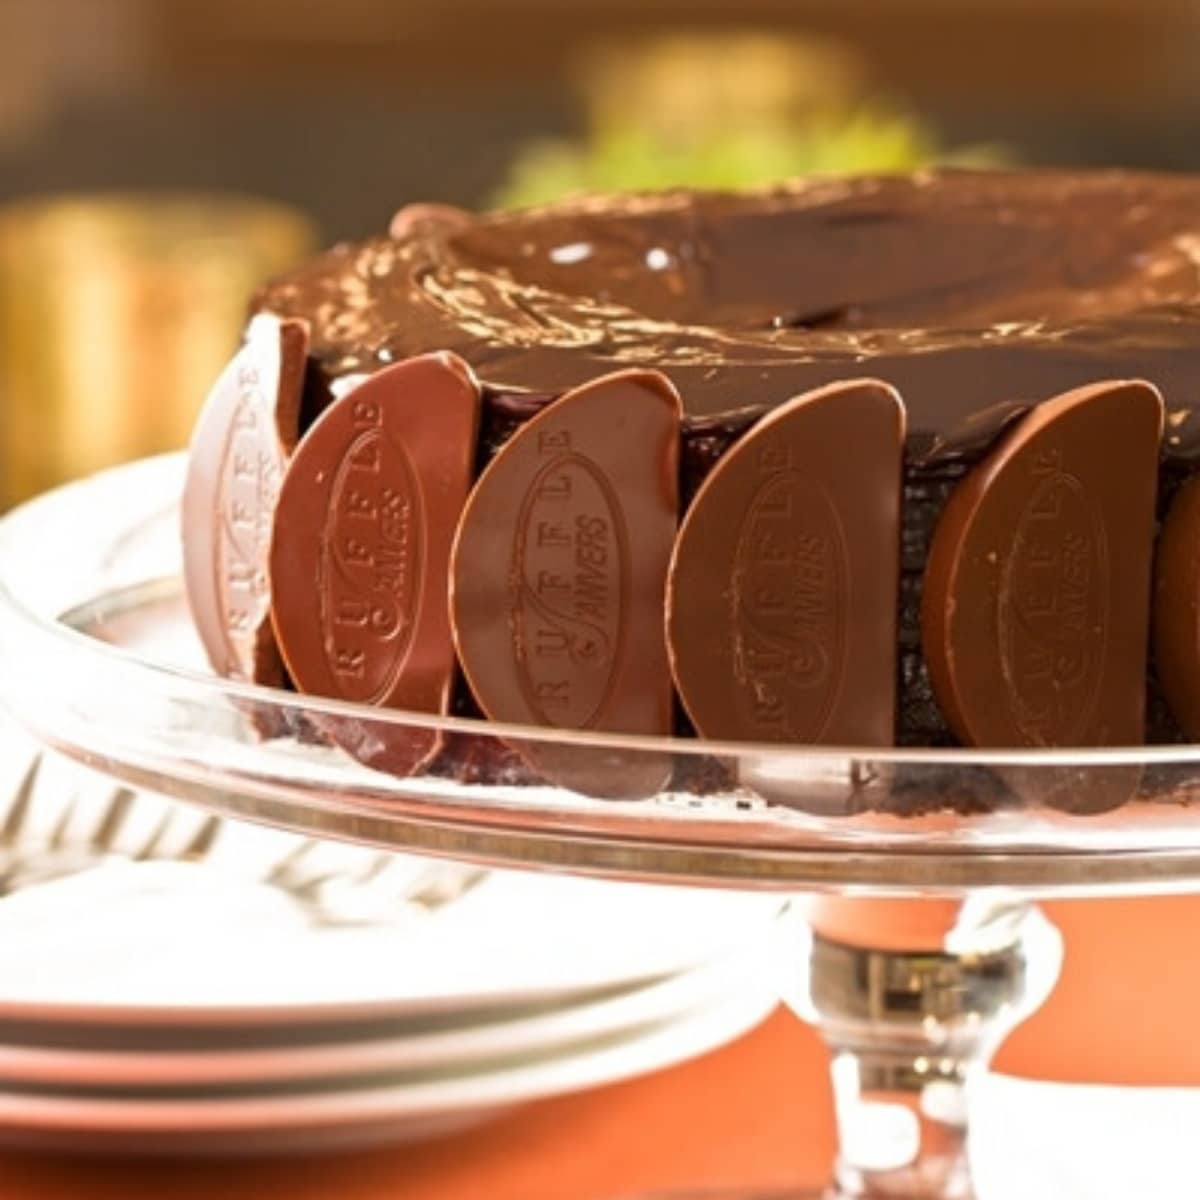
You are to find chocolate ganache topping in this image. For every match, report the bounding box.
[255,169,1200,466]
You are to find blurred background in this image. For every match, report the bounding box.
[2,0,1198,219]
[3,0,1199,234]
[2,0,1200,498]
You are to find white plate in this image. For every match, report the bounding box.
[0,932,780,1088]
[0,739,785,1027]
[0,983,780,1155]
[0,863,783,1026]
[972,1072,1200,1200]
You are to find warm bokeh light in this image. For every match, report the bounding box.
[0,194,314,504]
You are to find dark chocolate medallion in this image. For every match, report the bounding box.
[269,352,481,774]
[449,369,681,798]
[667,379,905,747]
[182,314,309,684]
[921,379,1162,809]
[1153,475,1200,740]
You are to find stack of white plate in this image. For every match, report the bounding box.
[0,742,786,1155]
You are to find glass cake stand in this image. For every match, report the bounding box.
[3,453,1200,1199]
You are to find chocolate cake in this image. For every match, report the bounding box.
[181,169,1200,804]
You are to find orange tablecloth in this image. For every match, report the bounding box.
[0,1011,835,1200]
[2,896,1199,1200]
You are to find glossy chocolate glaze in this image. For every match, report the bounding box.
[255,170,1200,466]
[250,169,1200,752]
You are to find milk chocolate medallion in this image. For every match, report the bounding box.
[921,379,1163,809]
[665,379,904,816]
[182,314,309,684]
[269,352,481,775]
[667,379,905,746]
[1153,476,1200,739]
[449,370,681,799]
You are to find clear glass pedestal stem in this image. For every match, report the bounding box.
[788,898,1063,1200]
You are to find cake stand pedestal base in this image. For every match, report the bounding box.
[788,898,1063,1199]
[629,900,1062,1200]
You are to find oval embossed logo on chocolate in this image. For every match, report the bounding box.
[269,352,481,778]
[212,360,284,672]
[998,463,1108,744]
[921,378,1163,768]
[183,315,308,685]
[319,411,425,705]
[449,369,680,799]
[731,470,848,741]
[665,379,904,749]
[214,368,280,658]
[510,451,629,728]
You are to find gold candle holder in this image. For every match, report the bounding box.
[0,193,316,507]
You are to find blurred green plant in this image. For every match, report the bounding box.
[494,110,939,209]
[491,34,1003,210]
